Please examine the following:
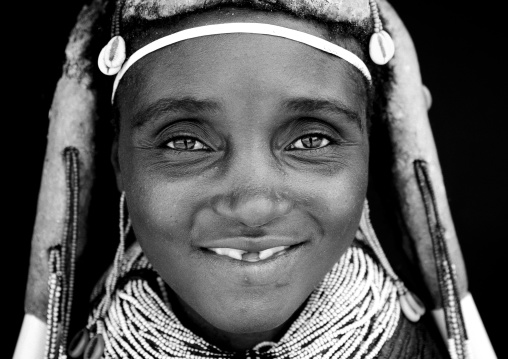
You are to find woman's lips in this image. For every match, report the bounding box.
[198,236,304,252]
[197,242,308,286]
[198,235,307,263]
[206,245,289,262]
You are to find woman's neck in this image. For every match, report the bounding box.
[170,291,300,352]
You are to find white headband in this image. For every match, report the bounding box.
[101,22,373,103]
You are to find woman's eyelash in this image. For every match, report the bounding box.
[166,137,209,151]
[163,133,334,152]
[285,134,334,151]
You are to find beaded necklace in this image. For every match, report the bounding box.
[80,243,401,359]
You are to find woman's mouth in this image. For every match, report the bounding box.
[198,235,307,264]
[206,245,289,262]
[197,239,309,286]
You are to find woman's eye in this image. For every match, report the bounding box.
[166,137,208,151]
[287,135,331,150]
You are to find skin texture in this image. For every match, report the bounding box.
[113,9,370,351]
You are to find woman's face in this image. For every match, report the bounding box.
[114,10,369,339]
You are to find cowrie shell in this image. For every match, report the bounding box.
[98,36,126,75]
[68,328,90,358]
[105,36,126,68]
[399,291,425,322]
[84,333,105,359]
[369,30,395,65]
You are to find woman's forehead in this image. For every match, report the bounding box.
[116,9,367,121]
[117,26,367,127]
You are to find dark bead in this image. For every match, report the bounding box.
[84,333,105,359]
[68,328,90,358]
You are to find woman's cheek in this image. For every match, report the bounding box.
[124,166,183,245]
[314,155,368,244]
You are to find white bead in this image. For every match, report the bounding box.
[369,30,395,65]
[98,36,126,76]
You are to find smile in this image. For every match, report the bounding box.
[207,246,288,262]
[194,236,310,286]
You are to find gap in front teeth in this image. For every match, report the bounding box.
[209,246,288,262]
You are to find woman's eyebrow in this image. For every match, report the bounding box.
[281,98,363,130]
[130,97,223,129]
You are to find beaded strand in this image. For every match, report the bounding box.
[367,0,395,65]
[44,246,62,359]
[61,147,80,351]
[358,200,426,323]
[95,191,131,322]
[111,0,124,38]
[414,160,469,359]
[368,0,383,33]
[44,147,81,359]
[98,0,127,76]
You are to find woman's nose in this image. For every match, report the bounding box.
[213,193,293,228]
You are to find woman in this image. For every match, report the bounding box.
[13,0,497,358]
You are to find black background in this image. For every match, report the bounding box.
[6,0,506,357]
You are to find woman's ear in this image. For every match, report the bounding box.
[111,138,124,192]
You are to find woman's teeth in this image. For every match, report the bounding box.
[210,248,245,260]
[258,246,287,260]
[208,246,288,262]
